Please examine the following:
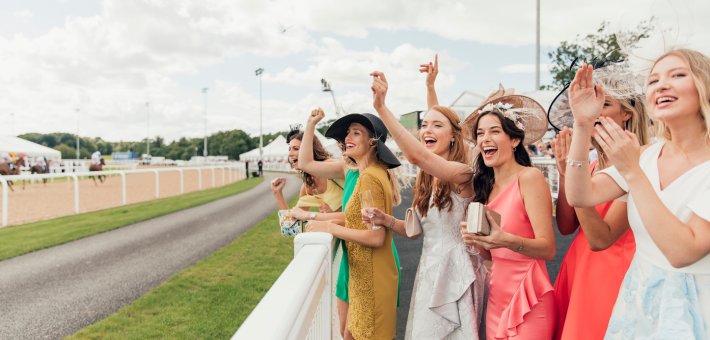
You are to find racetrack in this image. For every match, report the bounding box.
[0,172,300,340]
[0,167,243,226]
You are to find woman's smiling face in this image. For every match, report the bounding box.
[647,55,700,125]
[420,109,454,157]
[344,123,374,159]
[288,138,301,170]
[476,113,520,168]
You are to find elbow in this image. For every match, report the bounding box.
[410,234,422,241]
[565,195,584,208]
[589,242,611,252]
[543,247,556,261]
[408,154,425,166]
[371,238,386,248]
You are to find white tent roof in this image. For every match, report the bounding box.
[0,136,62,160]
[239,130,342,161]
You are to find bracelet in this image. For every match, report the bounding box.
[516,236,525,252]
[385,215,395,230]
[393,128,405,141]
[565,156,590,169]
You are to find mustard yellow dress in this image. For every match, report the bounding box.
[345,163,398,340]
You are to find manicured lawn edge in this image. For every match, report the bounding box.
[0,177,264,261]
[66,194,299,340]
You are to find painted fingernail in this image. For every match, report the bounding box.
[429,62,432,65]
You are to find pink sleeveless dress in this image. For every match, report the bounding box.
[486,169,557,339]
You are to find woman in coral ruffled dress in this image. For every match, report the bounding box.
[461,88,557,340]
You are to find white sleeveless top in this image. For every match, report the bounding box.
[601,142,710,274]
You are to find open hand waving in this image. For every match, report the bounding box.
[370,71,388,110]
[569,63,605,127]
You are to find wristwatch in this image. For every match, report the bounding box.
[310,212,318,221]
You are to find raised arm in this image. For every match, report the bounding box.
[419,54,440,110]
[370,71,472,185]
[271,177,290,210]
[565,64,626,207]
[298,108,347,180]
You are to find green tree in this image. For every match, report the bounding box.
[53,144,76,159]
[543,19,655,91]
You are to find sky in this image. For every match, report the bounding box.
[1,0,708,143]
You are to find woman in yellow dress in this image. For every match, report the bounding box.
[306,113,403,340]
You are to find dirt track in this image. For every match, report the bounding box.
[0,168,245,226]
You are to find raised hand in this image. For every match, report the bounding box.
[271,177,286,193]
[551,127,573,177]
[594,117,642,179]
[370,71,389,110]
[569,63,605,127]
[307,108,325,127]
[419,54,438,88]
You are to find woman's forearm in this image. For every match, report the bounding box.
[575,204,628,251]
[426,84,439,110]
[566,124,597,207]
[387,215,420,240]
[555,176,579,235]
[273,191,290,210]
[327,223,386,248]
[626,172,709,267]
[298,122,346,179]
[501,232,556,261]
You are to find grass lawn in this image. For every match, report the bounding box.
[0,177,263,261]
[66,194,299,340]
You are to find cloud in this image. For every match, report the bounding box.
[12,10,33,23]
[498,63,552,74]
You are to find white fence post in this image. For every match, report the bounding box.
[232,233,333,340]
[1,177,7,227]
[71,174,79,214]
[120,172,126,205]
[211,168,215,188]
[221,167,225,186]
[198,169,202,190]
[153,170,160,198]
[178,169,184,194]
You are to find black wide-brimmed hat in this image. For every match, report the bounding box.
[325,113,401,169]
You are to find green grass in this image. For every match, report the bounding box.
[66,194,299,340]
[0,177,263,261]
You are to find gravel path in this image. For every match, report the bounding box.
[0,172,299,340]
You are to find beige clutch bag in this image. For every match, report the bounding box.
[466,202,501,236]
[404,208,422,237]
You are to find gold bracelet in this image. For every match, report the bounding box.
[516,236,524,252]
[393,128,405,141]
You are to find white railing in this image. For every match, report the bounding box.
[233,233,338,340]
[0,164,246,227]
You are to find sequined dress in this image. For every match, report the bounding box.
[405,191,490,340]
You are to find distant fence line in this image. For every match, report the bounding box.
[0,163,247,227]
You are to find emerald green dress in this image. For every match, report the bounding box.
[336,169,401,306]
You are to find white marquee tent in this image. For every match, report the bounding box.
[0,136,62,161]
[239,130,342,161]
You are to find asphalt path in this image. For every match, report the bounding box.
[393,190,575,340]
[0,172,301,340]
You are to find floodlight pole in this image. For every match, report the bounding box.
[321,78,339,117]
[146,102,150,156]
[535,0,540,91]
[203,88,208,157]
[76,108,80,159]
[256,68,264,161]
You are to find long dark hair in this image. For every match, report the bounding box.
[287,131,331,189]
[412,106,468,217]
[471,110,532,204]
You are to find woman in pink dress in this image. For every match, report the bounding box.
[547,60,651,340]
[460,88,557,340]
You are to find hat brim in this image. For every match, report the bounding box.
[547,84,573,131]
[325,114,400,169]
[461,94,548,146]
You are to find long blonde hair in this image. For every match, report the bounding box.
[650,48,710,146]
[593,96,652,169]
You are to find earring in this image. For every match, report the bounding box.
[513,146,516,152]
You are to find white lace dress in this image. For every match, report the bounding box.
[601,142,710,338]
[405,192,490,340]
